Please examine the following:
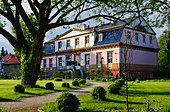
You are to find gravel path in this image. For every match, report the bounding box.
[0,81,109,112]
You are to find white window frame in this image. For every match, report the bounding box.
[49,59,52,70]
[107,52,112,67]
[127,31,131,43]
[135,33,139,44]
[58,42,62,51]
[98,34,103,41]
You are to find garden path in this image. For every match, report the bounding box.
[0,81,109,112]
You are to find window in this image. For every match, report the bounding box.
[66,56,71,66]
[128,73,131,78]
[49,59,52,70]
[58,41,62,51]
[143,35,146,46]
[85,54,90,68]
[108,52,112,67]
[150,36,152,46]
[66,40,70,49]
[127,31,131,43]
[135,33,139,44]
[97,53,101,68]
[7,65,9,70]
[44,59,46,70]
[98,34,102,41]
[85,36,89,46]
[58,58,62,66]
[75,38,79,48]
[75,55,80,66]
[150,74,153,78]
[51,44,54,50]
[14,65,17,69]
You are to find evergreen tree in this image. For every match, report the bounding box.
[0,47,5,59]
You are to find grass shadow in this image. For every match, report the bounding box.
[103,98,144,105]
[0,98,15,102]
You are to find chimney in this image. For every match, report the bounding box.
[82,24,87,30]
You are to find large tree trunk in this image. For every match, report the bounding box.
[21,35,44,87]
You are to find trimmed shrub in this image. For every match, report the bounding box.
[94,78,101,81]
[14,84,25,93]
[136,80,140,83]
[73,78,78,81]
[79,79,86,85]
[54,78,62,81]
[115,79,125,87]
[107,83,120,94]
[109,78,115,82]
[90,86,106,100]
[61,82,70,87]
[102,77,107,82]
[56,92,80,112]
[72,80,79,86]
[46,82,55,90]
[160,107,170,112]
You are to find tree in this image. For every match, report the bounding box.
[158,27,170,76]
[0,47,5,59]
[0,0,168,88]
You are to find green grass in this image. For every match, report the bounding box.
[0,80,90,102]
[41,81,170,112]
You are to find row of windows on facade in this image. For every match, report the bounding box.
[58,36,90,51]
[127,31,153,46]
[43,52,114,71]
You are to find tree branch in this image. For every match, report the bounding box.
[48,0,74,22]
[28,0,39,20]
[0,28,21,52]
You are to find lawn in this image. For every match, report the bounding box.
[41,80,170,112]
[0,80,90,102]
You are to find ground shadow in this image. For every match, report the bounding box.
[0,98,15,102]
[103,98,144,105]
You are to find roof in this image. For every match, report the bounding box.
[0,54,18,62]
[94,18,134,32]
[3,55,20,65]
[44,39,54,44]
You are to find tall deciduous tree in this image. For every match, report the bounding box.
[0,0,169,87]
[158,27,170,76]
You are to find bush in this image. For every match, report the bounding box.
[115,79,125,87]
[109,78,115,82]
[90,86,106,100]
[72,80,79,86]
[56,92,80,112]
[102,77,107,82]
[160,107,170,112]
[73,78,78,81]
[79,79,86,85]
[46,82,54,90]
[14,84,25,93]
[61,82,70,88]
[39,77,43,80]
[94,78,101,81]
[107,83,120,94]
[136,80,140,83]
[54,78,62,81]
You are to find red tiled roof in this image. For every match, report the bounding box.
[3,55,20,65]
[0,54,18,61]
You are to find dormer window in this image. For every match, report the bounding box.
[51,44,54,50]
[58,41,62,51]
[98,34,102,41]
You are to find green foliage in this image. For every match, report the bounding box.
[45,82,54,90]
[14,84,25,93]
[79,79,86,85]
[105,69,110,76]
[85,71,90,75]
[95,69,101,75]
[160,107,170,112]
[90,69,95,75]
[71,71,79,78]
[94,77,101,81]
[102,77,107,82]
[158,28,170,76]
[72,80,79,86]
[99,72,103,77]
[0,47,8,59]
[54,78,62,81]
[107,83,120,94]
[0,73,4,79]
[52,71,61,79]
[90,86,106,100]
[56,92,80,112]
[115,79,125,87]
[109,78,115,82]
[39,70,45,78]
[61,82,70,88]
[136,80,140,83]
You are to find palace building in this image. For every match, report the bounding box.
[41,16,159,79]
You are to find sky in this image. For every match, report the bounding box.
[0,2,168,54]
